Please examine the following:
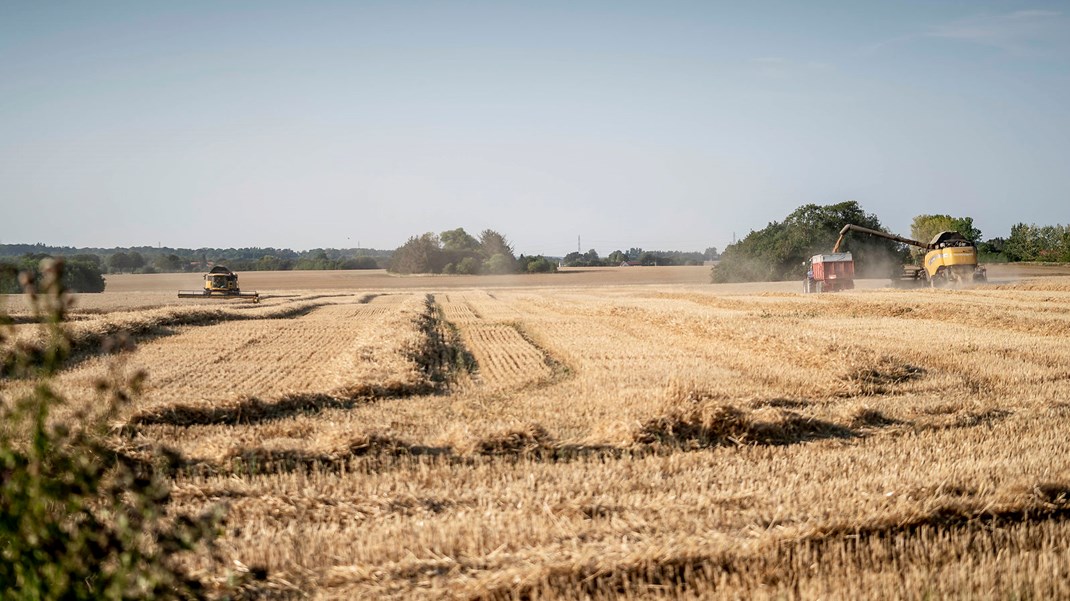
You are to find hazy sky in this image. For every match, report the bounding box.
[2,1,1068,254]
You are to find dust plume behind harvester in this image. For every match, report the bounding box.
[178,266,260,302]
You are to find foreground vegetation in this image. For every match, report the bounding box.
[0,261,237,599]
[3,268,1069,598]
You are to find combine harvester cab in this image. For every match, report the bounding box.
[805,253,855,293]
[178,266,260,302]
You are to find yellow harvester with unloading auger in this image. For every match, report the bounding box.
[178,266,259,302]
[833,224,986,286]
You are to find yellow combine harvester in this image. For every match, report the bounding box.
[833,224,987,286]
[178,266,259,302]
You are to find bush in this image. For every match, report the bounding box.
[455,256,480,275]
[519,255,558,273]
[0,259,237,599]
[0,257,106,294]
[338,256,379,270]
[484,253,513,275]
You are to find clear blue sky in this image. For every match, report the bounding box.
[2,1,1068,255]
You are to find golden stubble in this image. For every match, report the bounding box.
[12,276,1070,599]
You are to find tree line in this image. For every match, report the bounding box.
[0,254,106,293]
[561,247,717,267]
[977,223,1070,262]
[389,228,558,275]
[0,244,392,275]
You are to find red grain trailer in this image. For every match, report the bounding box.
[805,253,855,293]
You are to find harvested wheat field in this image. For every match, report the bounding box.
[6,267,1070,599]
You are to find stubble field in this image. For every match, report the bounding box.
[4,265,1070,599]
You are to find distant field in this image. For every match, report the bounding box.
[4,266,1070,598]
[101,265,717,293]
[96,262,1070,293]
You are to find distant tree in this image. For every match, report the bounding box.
[65,257,106,293]
[638,251,660,266]
[71,253,102,268]
[518,255,558,273]
[128,251,146,272]
[0,261,17,293]
[607,250,628,265]
[479,229,516,271]
[1003,223,1070,262]
[910,215,982,255]
[440,228,480,252]
[108,252,131,273]
[389,233,442,274]
[0,256,105,292]
[484,253,514,274]
[153,253,184,272]
[455,256,480,275]
[704,247,719,260]
[338,256,379,269]
[256,255,282,271]
[295,249,333,270]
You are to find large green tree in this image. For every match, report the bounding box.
[440,228,480,252]
[713,201,905,283]
[910,215,982,246]
[1003,223,1070,262]
[108,252,131,273]
[389,233,443,274]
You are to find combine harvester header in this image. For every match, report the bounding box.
[178,266,259,302]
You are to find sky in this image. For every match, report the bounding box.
[2,1,1068,255]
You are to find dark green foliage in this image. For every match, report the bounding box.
[440,228,480,252]
[389,233,445,274]
[388,228,521,275]
[62,259,107,293]
[562,249,603,267]
[976,237,1010,263]
[0,260,235,599]
[294,249,332,270]
[564,248,707,267]
[713,201,905,283]
[0,256,105,294]
[107,251,132,273]
[1002,223,1070,262]
[483,253,514,275]
[910,214,982,246]
[454,256,480,275]
[1,244,391,273]
[478,230,516,270]
[153,253,185,272]
[338,256,379,270]
[517,255,558,273]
